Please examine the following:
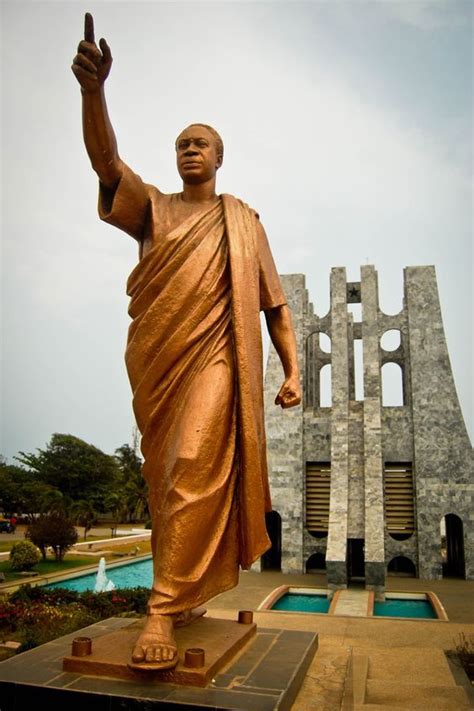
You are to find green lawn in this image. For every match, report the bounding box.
[0,534,107,554]
[0,557,97,582]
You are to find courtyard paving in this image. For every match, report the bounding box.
[206,571,474,708]
[1,555,473,708]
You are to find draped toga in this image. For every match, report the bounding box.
[99,165,286,614]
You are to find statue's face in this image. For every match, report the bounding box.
[176,126,222,185]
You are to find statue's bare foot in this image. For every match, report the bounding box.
[174,606,207,628]
[129,613,178,670]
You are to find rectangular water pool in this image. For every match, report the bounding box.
[373,592,444,619]
[272,592,330,613]
[258,586,331,614]
[374,599,436,619]
[44,557,153,592]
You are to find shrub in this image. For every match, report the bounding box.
[10,584,79,606]
[26,512,78,561]
[16,603,98,651]
[452,632,474,682]
[2,585,150,653]
[0,600,18,632]
[9,584,149,616]
[9,540,41,571]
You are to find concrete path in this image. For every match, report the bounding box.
[332,588,371,617]
[206,572,474,709]
[207,607,473,709]
[1,567,473,708]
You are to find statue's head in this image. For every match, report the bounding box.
[175,124,224,185]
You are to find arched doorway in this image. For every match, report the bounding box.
[442,514,465,578]
[261,511,282,571]
[306,552,326,573]
[387,556,416,577]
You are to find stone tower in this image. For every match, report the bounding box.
[262,266,473,593]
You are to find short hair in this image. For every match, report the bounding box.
[175,124,224,162]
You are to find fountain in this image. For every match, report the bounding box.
[94,557,116,593]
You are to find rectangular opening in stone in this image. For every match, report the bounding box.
[384,463,415,540]
[305,462,330,536]
[353,338,364,401]
[347,538,365,580]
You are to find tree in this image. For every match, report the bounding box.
[115,444,148,522]
[26,516,49,560]
[17,434,121,513]
[0,460,58,521]
[0,466,21,515]
[70,500,97,540]
[26,513,78,562]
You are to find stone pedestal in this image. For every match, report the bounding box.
[0,616,318,711]
[63,616,255,688]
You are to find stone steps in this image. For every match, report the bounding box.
[343,646,471,709]
[355,705,408,710]
[365,679,471,708]
[367,647,455,685]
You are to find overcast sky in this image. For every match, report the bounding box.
[1,0,472,461]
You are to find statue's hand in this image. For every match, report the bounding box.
[71,13,112,92]
[275,375,301,409]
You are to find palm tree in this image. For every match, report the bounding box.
[115,444,149,523]
[70,499,97,540]
[39,488,66,514]
[104,492,127,537]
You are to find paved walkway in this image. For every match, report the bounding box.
[206,605,473,708]
[207,571,474,624]
[1,566,473,707]
[332,588,371,617]
[206,572,474,708]
[0,526,150,562]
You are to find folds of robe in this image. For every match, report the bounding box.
[99,165,287,613]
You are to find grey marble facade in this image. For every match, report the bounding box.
[262,266,473,590]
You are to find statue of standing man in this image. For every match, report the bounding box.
[72,13,301,671]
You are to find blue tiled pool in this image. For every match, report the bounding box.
[374,598,436,619]
[271,592,330,613]
[45,557,153,592]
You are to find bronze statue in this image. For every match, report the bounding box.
[72,13,301,671]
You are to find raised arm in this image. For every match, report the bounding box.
[71,13,122,188]
[265,305,301,409]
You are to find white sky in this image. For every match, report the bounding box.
[1,0,472,461]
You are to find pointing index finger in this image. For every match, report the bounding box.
[84,12,95,43]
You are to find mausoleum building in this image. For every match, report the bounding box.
[261,266,473,594]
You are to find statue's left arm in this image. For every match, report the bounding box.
[255,218,301,409]
[265,306,301,408]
